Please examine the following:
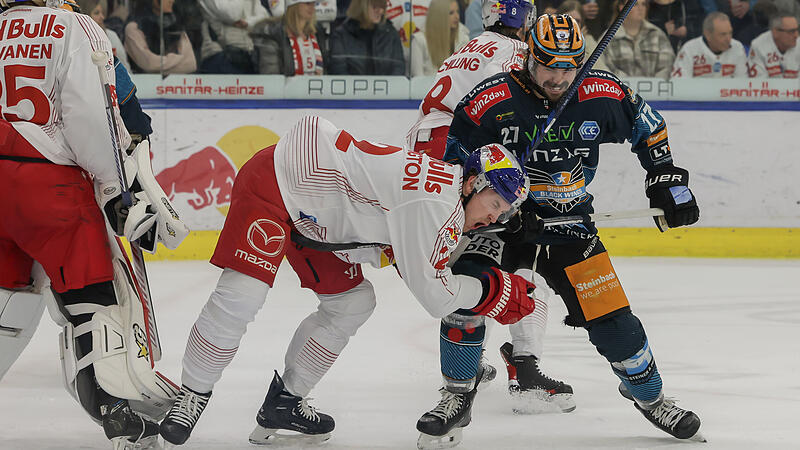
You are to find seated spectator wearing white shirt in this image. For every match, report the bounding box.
[198,0,269,73]
[747,13,800,78]
[671,12,747,78]
[409,0,469,76]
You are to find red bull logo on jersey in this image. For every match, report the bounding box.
[467,83,511,125]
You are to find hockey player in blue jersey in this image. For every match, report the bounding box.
[416,13,703,448]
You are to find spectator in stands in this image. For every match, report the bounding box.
[557,0,609,70]
[604,0,675,78]
[197,0,268,74]
[125,0,197,73]
[671,12,747,77]
[465,0,482,40]
[328,0,405,75]
[747,13,799,77]
[582,0,615,40]
[648,0,688,52]
[77,0,131,71]
[254,0,329,75]
[773,0,800,26]
[409,0,469,76]
[735,0,778,47]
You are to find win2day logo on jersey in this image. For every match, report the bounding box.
[466,83,511,124]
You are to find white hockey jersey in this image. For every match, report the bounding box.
[0,6,129,186]
[405,31,527,147]
[671,36,747,78]
[274,116,483,318]
[747,31,800,78]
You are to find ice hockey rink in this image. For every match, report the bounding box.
[2,257,798,449]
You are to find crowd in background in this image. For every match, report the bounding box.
[89,0,799,79]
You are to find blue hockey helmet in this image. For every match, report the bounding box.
[464,144,529,223]
[482,0,534,30]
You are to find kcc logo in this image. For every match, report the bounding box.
[579,121,600,141]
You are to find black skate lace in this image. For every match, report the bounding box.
[428,388,463,421]
[296,398,321,422]
[168,391,209,429]
[649,397,687,429]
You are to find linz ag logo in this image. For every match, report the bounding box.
[467,83,511,125]
[578,121,600,140]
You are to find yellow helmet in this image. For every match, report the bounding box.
[526,14,585,69]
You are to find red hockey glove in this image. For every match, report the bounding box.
[472,268,536,325]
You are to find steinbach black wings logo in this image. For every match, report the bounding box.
[525,161,589,213]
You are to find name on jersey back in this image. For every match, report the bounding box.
[0,14,63,61]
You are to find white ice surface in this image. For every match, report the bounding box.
[2,258,799,449]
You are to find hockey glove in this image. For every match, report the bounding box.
[645,165,699,232]
[498,209,544,245]
[473,267,536,325]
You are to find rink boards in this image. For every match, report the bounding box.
[141,106,800,259]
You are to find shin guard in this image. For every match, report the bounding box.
[440,313,485,393]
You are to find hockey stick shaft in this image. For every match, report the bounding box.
[291,207,665,252]
[91,51,162,362]
[521,0,639,164]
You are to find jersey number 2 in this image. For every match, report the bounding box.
[0,65,51,125]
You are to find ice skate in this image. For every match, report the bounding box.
[101,400,161,450]
[477,349,496,390]
[248,371,334,445]
[416,369,482,450]
[618,383,705,442]
[499,342,575,414]
[159,386,211,446]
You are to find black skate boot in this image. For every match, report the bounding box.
[159,386,211,446]
[499,342,576,414]
[248,371,334,445]
[101,400,160,450]
[618,383,705,441]
[416,373,481,450]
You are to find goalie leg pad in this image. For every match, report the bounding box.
[0,287,46,380]
[440,313,485,393]
[57,273,177,422]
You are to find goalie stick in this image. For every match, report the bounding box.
[290,208,665,252]
[91,51,162,363]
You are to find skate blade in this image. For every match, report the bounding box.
[111,435,162,450]
[510,389,576,414]
[689,430,707,443]
[417,427,463,450]
[248,424,331,446]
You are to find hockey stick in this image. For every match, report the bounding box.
[520,0,639,164]
[290,207,665,252]
[91,51,162,363]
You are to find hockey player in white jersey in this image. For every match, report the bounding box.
[406,0,532,159]
[408,0,575,417]
[671,12,747,78]
[747,13,800,78]
[0,2,187,449]
[159,115,536,446]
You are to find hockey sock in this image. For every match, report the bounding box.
[611,339,663,407]
[440,313,485,392]
[182,269,270,393]
[508,269,549,357]
[283,280,376,397]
